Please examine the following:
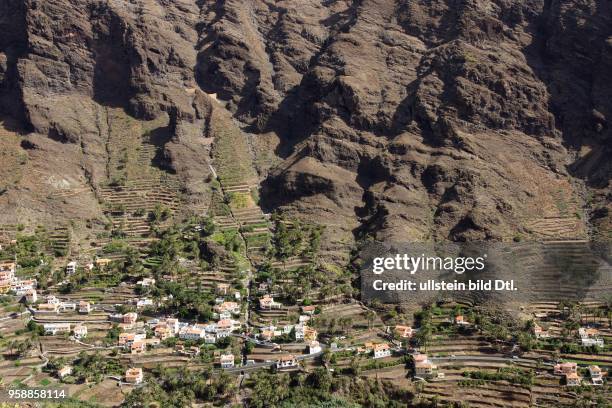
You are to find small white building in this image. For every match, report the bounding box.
[58,302,76,312]
[78,301,91,314]
[137,278,156,287]
[58,365,73,379]
[220,354,235,369]
[45,295,60,305]
[259,295,281,310]
[125,367,143,384]
[24,289,37,303]
[179,326,205,340]
[589,365,603,385]
[136,298,154,309]
[66,261,77,275]
[295,324,305,340]
[581,337,604,347]
[308,340,322,354]
[73,325,88,339]
[44,323,71,336]
[276,355,298,369]
[373,343,391,359]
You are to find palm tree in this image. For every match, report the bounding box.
[364,310,376,329]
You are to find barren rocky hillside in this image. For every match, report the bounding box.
[0,0,610,254]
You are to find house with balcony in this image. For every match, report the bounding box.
[220,354,235,368]
[125,367,143,384]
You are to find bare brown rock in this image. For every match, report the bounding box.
[0,0,609,250]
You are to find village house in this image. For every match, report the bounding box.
[216,319,235,337]
[131,341,146,354]
[12,279,37,295]
[533,323,550,339]
[304,326,318,342]
[258,328,273,341]
[137,277,156,287]
[44,323,71,336]
[144,338,160,347]
[554,362,577,375]
[259,295,281,310]
[276,354,298,369]
[123,312,138,325]
[214,301,240,316]
[394,325,413,339]
[166,318,180,334]
[58,302,76,312]
[73,325,88,339]
[155,325,173,340]
[57,365,73,379]
[301,305,316,315]
[579,327,604,347]
[204,333,216,344]
[24,289,37,303]
[125,367,143,385]
[295,324,305,340]
[179,326,205,340]
[136,298,153,309]
[66,261,77,275]
[454,315,469,325]
[220,353,235,369]
[565,372,581,387]
[95,258,112,269]
[119,332,146,347]
[369,343,391,359]
[0,279,11,294]
[216,283,230,295]
[414,354,438,378]
[46,295,60,304]
[589,365,603,385]
[0,261,16,273]
[38,303,59,313]
[309,340,322,354]
[78,301,91,314]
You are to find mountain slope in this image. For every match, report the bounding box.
[0,0,609,253]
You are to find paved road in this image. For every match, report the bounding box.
[0,310,30,322]
[430,355,553,366]
[224,349,325,373]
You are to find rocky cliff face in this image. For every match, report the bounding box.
[0,0,609,249]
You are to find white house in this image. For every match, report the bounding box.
[136,298,154,309]
[579,327,604,347]
[295,324,305,340]
[216,319,235,337]
[73,325,88,339]
[220,354,235,369]
[24,289,37,303]
[276,354,298,369]
[57,365,73,379]
[259,295,281,310]
[78,301,91,314]
[373,343,391,359]
[125,367,143,384]
[179,326,205,340]
[58,302,76,312]
[45,295,60,305]
[413,354,437,378]
[44,323,71,336]
[66,261,77,275]
[589,365,603,385]
[137,278,156,287]
[309,340,322,354]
